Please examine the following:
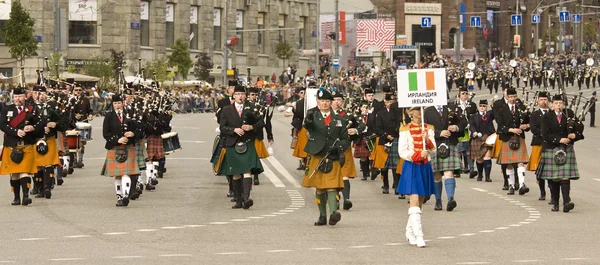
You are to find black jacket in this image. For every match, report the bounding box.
[423,105,467,146]
[103,110,139,150]
[71,96,93,119]
[219,102,265,148]
[495,103,530,141]
[529,109,548,146]
[374,107,407,145]
[0,104,45,147]
[291,98,305,131]
[541,110,584,150]
[469,110,495,136]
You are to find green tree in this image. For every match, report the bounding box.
[275,41,294,68]
[542,27,558,44]
[167,39,193,80]
[583,22,596,43]
[81,56,114,91]
[144,59,169,82]
[49,52,63,80]
[193,52,213,81]
[110,49,126,79]
[0,0,37,66]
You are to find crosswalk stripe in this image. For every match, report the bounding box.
[267,157,301,188]
[262,162,286,188]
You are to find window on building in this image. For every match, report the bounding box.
[0,20,6,43]
[257,12,265,52]
[140,1,150,46]
[0,68,12,79]
[236,11,244,52]
[279,14,286,43]
[68,0,98,44]
[214,8,222,50]
[299,17,306,49]
[190,6,199,50]
[166,3,175,48]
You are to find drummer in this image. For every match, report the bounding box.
[468,99,495,182]
[70,86,94,169]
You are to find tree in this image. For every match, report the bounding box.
[0,0,37,66]
[583,22,596,43]
[167,39,193,80]
[81,56,114,91]
[49,52,63,80]
[144,59,169,83]
[275,41,294,68]
[193,52,213,81]
[110,49,126,79]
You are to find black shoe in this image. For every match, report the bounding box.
[68,168,74,175]
[470,171,478,179]
[485,177,492,182]
[343,200,353,210]
[116,199,125,207]
[145,184,156,191]
[361,174,368,181]
[314,215,327,226]
[507,186,515,195]
[122,197,130,206]
[161,167,166,173]
[130,192,139,200]
[503,185,509,190]
[76,162,84,168]
[253,177,260,186]
[151,179,158,185]
[394,191,400,195]
[31,188,39,195]
[371,172,378,180]
[22,197,32,206]
[447,199,457,211]
[382,187,389,194]
[463,169,470,174]
[423,196,431,204]
[232,198,243,209]
[35,193,45,198]
[243,199,254,209]
[227,190,234,198]
[539,195,546,200]
[329,211,341,226]
[476,176,483,181]
[518,185,530,195]
[454,173,461,178]
[434,199,443,211]
[157,171,164,178]
[551,204,559,212]
[57,179,64,186]
[296,163,305,170]
[398,195,406,200]
[563,202,575,213]
[11,199,21,206]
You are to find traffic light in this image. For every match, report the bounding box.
[328,32,336,40]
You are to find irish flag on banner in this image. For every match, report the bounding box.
[396,68,448,108]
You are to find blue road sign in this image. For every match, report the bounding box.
[572,14,581,23]
[470,16,481,27]
[511,14,522,26]
[559,11,570,22]
[460,3,466,33]
[532,14,540,24]
[421,17,432,28]
[332,56,340,68]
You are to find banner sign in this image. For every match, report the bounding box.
[397,68,448,107]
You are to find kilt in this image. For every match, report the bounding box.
[536,148,579,180]
[353,137,371,158]
[0,146,38,175]
[526,145,542,171]
[396,161,436,196]
[100,145,140,177]
[457,141,470,153]
[146,135,165,160]
[255,139,269,159]
[431,144,461,172]
[370,138,389,169]
[469,135,490,160]
[135,140,148,170]
[496,137,529,165]
[34,137,60,167]
[384,138,400,169]
[302,154,344,190]
[292,128,308,158]
[57,131,68,154]
[492,138,502,159]
[341,147,357,178]
[218,140,264,175]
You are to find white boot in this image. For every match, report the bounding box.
[409,206,426,248]
[405,211,417,245]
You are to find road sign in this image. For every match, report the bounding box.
[332,56,340,68]
[572,14,581,23]
[460,3,466,33]
[396,68,448,108]
[511,14,522,26]
[559,11,570,22]
[532,14,540,24]
[470,16,481,27]
[421,17,432,28]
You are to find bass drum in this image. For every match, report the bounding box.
[485,133,497,146]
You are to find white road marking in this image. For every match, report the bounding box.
[312,247,333,250]
[349,245,374,249]
[215,252,246,255]
[64,235,91,238]
[515,203,526,206]
[594,179,600,182]
[499,196,508,199]
[179,140,206,144]
[519,222,531,224]
[456,262,491,265]
[561,258,588,261]
[230,219,250,222]
[509,224,522,227]
[437,236,456,239]
[267,157,301,187]
[209,222,230,225]
[513,260,543,263]
[525,219,538,221]
[384,243,404,246]
[161,226,184,229]
[487,192,496,195]
[48,258,86,261]
[471,188,488,192]
[529,213,541,215]
[273,212,287,215]
[460,233,476,236]
[103,232,129,235]
[265,249,292,253]
[261,162,286,188]
[287,207,302,209]
[19,238,48,241]
[136,229,158,232]
[495,227,510,230]
[280,210,295,213]
[520,206,530,208]
[479,230,495,233]
[183,225,205,228]
[262,214,276,217]
[113,256,144,259]
[247,217,264,219]
[158,254,193,257]
[0,261,15,263]
[527,210,539,213]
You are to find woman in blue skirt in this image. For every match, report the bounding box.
[397,106,436,248]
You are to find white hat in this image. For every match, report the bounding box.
[91,87,96,91]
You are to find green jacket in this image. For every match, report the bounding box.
[303,108,351,156]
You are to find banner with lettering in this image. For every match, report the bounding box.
[0,0,11,20]
[397,68,448,108]
[69,0,98,21]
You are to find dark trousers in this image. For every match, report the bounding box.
[590,111,595,127]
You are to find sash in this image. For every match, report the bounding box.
[10,107,29,128]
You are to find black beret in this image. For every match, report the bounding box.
[382,86,392,93]
[507,88,517,95]
[364,88,374,95]
[317,88,333,100]
[228,80,238,87]
[479,99,488,105]
[538,91,549,98]
[112,94,123,102]
[295,86,306,93]
[384,94,395,101]
[552,94,564,102]
[248,87,259,94]
[234,85,246,93]
[459,86,468,92]
[13,87,26,95]
[331,90,344,99]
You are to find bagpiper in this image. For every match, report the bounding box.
[468,99,495,182]
[527,92,550,200]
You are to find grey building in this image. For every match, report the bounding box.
[0,0,319,86]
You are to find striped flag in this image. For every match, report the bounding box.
[408,71,436,91]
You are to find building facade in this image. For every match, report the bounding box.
[0,0,319,85]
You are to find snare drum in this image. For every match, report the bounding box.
[161,132,182,154]
[66,130,81,152]
[76,122,93,141]
[485,133,497,146]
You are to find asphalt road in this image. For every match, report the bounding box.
[0,85,598,265]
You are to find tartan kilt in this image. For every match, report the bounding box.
[255,139,269,159]
[371,138,389,169]
[101,145,140,177]
[135,140,148,170]
[469,135,490,160]
[496,137,529,165]
[57,131,68,154]
[34,137,60,167]
[293,128,309,158]
[146,135,165,160]
[457,141,470,153]
[526,145,542,171]
[218,140,264,175]
[0,146,38,175]
[384,138,400,169]
[431,144,461,172]
[302,154,344,190]
[353,137,371,158]
[536,148,579,180]
[341,147,357,178]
